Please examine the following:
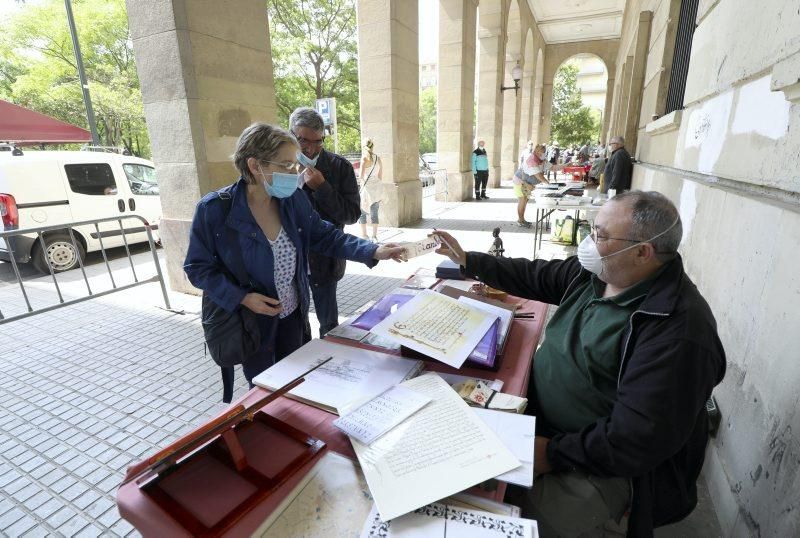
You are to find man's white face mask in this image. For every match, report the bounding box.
[577,217,680,277]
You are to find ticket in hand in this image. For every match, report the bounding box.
[400,236,440,261]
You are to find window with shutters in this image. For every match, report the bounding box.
[664,0,700,114]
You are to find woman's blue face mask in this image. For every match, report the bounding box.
[258,164,298,199]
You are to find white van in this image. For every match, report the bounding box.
[0,146,162,273]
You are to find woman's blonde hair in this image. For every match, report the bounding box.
[233,123,298,184]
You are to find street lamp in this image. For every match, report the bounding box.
[500,61,523,95]
[64,0,100,146]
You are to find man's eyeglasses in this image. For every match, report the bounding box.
[264,160,299,173]
[590,225,641,244]
[293,132,325,148]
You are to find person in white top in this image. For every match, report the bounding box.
[512,143,564,227]
[358,138,383,241]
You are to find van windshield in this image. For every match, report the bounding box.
[123,164,159,195]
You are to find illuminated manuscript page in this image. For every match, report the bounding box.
[370,290,498,368]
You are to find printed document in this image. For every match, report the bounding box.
[473,408,536,488]
[251,339,423,414]
[333,385,431,445]
[351,373,520,521]
[371,290,498,368]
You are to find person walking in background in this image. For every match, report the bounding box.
[471,139,490,200]
[603,136,633,193]
[588,152,605,187]
[358,138,383,242]
[290,107,361,337]
[547,144,561,180]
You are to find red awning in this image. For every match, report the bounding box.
[0,99,92,146]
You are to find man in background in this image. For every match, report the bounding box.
[290,107,361,337]
[603,136,633,193]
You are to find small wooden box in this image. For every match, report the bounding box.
[117,402,325,537]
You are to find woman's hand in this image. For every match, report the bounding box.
[240,293,283,316]
[430,229,466,267]
[374,243,407,262]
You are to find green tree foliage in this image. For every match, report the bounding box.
[268,0,361,154]
[418,87,437,155]
[550,62,599,147]
[0,0,149,156]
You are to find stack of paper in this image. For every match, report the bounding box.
[360,502,539,537]
[370,290,499,368]
[473,409,536,488]
[251,339,423,414]
[350,373,520,521]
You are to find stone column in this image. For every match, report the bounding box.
[357,0,421,226]
[126,0,278,294]
[438,0,478,201]
[602,72,615,142]
[613,60,633,139]
[623,11,652,156]
[540,80,553,143]
[518,67,534,149]
[476,32,505,187]
[500,60,521,181]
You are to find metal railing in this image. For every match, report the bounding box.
[421,168,448,199]
[0,215,171,324]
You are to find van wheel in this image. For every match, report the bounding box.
[32,233,85,273]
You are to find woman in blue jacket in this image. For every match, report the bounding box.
[184,123,404,397]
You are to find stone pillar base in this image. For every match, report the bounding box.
[488,165,502,188]
[158,217,199,295]
[441,171,476,202]
[380,181,422,227]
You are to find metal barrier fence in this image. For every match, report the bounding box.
[0,215,171,324]
[421,168,448,199]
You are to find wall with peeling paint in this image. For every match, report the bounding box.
[609,0,800,535]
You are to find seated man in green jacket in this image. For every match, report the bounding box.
[431,191,725,537]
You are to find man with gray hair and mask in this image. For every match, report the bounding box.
[289,107,362,337]
[603,135,633,193]
[431,191,726,537]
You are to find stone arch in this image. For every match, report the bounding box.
[539,39,619,143]
[518,28,535,153]
[499,0,523,180]
[548,52,608,146]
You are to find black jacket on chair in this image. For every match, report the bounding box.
[302,149,362,285]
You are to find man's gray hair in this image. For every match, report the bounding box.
[289,107,324,133]
[613,190,682,262]
[233,122,297,184]
[611,135,625,145]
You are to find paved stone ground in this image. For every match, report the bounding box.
[0,180,722,537]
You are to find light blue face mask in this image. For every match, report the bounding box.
[259,165,298,199]
[297,151,319,169]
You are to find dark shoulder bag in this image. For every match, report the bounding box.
[201,192,261,401]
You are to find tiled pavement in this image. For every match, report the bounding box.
[0,181,721,536]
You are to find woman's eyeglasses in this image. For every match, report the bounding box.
[264,161,299,173]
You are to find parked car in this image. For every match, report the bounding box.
[0,146,162,273]
[343,152,361,174]
[421,153,438,169]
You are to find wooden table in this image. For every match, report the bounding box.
[118,284,549,535]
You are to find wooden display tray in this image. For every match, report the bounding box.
[118,362,329,537]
